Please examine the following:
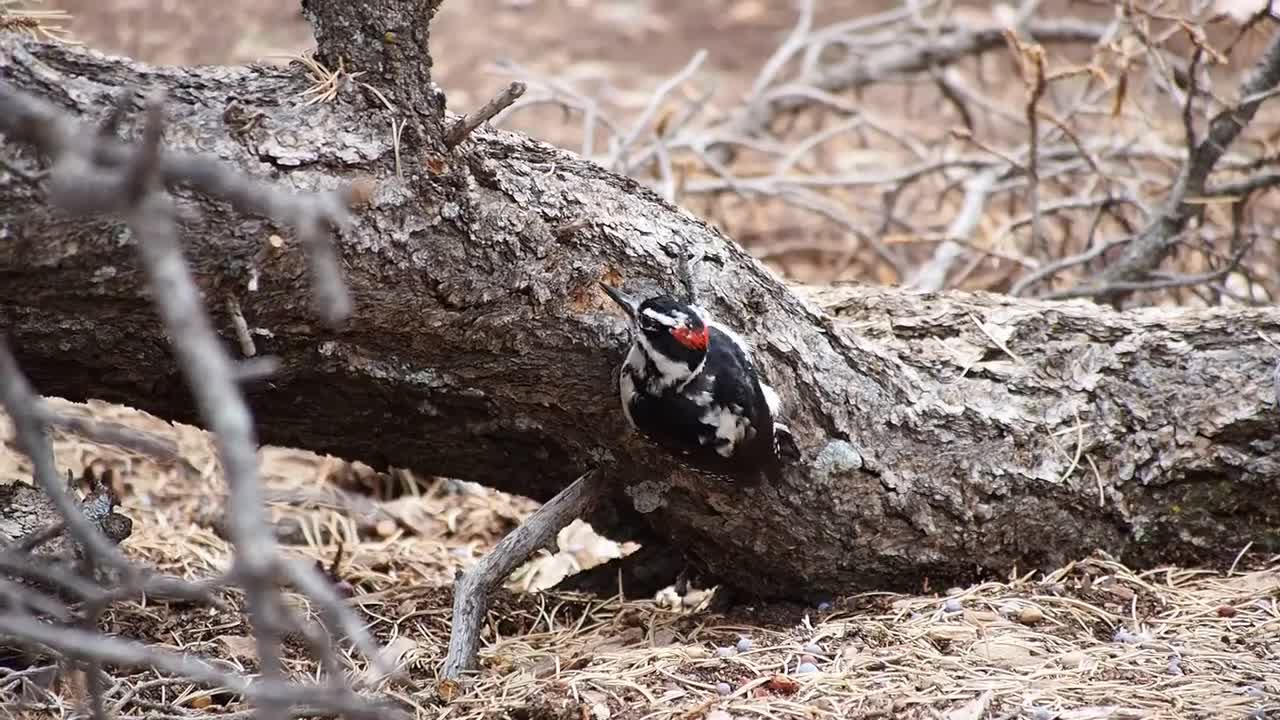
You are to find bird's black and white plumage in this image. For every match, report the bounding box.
[599,282,796,484]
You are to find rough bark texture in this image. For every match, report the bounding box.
[2,4,1279,600]
[0,471,134,596]
[0,475,133,555]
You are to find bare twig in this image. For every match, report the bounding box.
[441,469,607,681]
[1043,237,1255,301]
[709,17,1108,162]
[1081,28,1280,299]
[444,81,526,149]
[0,339,131,572]
[48,413,198,478]
[225,296,257,358]
[0,81,393,719]
[610,50,708,174]
[907,167,999,292]
[1013,33,1048,256]
[114,95,292,720]
[1206,171,1280,198]
[0,84,358,325]
[0,616,400,720]
[7,521,67,555]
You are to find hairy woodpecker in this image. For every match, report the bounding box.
[599,281,796,484]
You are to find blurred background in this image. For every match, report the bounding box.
[41,0,1280,301]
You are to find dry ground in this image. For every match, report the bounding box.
[3,399,1279,719]
[4,1,1280,719]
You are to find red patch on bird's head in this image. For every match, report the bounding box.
[671,325,709,351]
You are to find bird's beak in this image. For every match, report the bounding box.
[598,281,638,320]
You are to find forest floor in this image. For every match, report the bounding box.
[5,399,1278,719]
[4,1,1280,718]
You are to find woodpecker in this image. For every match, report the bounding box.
[599,281,796,484]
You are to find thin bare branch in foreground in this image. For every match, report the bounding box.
[0,81,395,719]
[0,616,400,720]
[0,339,131,573]
[0,84,359,326]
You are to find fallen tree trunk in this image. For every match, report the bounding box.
[2,0,1279,601]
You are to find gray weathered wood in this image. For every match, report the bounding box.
[2,0,1279,600]
[443,469,606,679]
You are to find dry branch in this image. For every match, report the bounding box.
[48,412,199,478]
[0,617,399,720]
[442,469,606,680]
[0,40,399,718]
[708,13,1110,163]
[445,81,526,149]
[0,339,132,572]
[488,3,1280,306]
[1072,25,1280,301]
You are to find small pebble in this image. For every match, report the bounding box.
[1029,707,1056,720]
[715,681,732,696]
[1017,606,1044,625]
[1167,656,1183,676]
[817,601,833,611]
[802,642,823,655]
[1217,605,1238,618]
[800,654,816,666]
[736,637,753,652]
[943,597,963,613]
[796,662,818,674]
[715,646,737,658]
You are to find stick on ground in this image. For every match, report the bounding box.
[441,469,607,681]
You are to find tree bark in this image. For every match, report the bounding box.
[2,2,1279,601]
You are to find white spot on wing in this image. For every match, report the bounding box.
[761,383,782,418]
[700,404,750,458]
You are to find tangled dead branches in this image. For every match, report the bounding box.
[493,0,1280,307]
[0,85,400,720]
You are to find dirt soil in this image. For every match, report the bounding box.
[4,2,1280,719]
